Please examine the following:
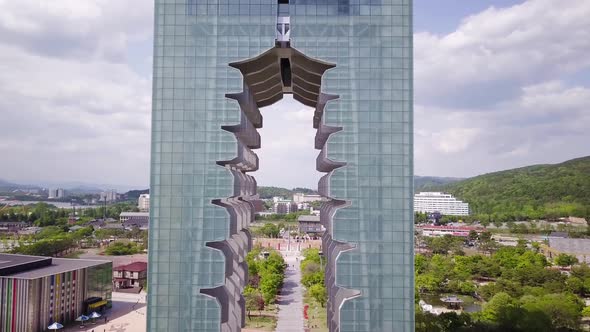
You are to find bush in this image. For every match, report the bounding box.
[104,241,140,255]
[309,284,327,307]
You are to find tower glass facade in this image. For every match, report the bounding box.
[149,0,413,331]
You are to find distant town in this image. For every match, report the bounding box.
[1,156,589,331]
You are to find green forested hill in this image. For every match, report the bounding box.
[258,186,320,199]
[425,156,590,220]
[415,176,462,191]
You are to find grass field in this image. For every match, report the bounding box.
[244,315,277,331]
[303,292,328,332]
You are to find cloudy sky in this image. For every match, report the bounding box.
[0,0,588,190]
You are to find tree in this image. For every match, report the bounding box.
[416,274,441,293]
[415,254,428,274]
[259,223,280,238]
[104,241,140,255]
[555,253,579,267]
[566,276,584,295]
[309,284,327,307]
[415,212,429,224]
[302,271,324,288]
[424,235,462,255]
[244,288,264,319]
[259,272,283,305]
[521,293,582,331]
[244,247,285,307]
[480,292,516,323]
[492,221,504,228]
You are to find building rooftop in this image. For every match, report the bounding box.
[298,215,321,223]
[114,261,147,272]
[549,231,569,238]
[415,192,453,197]
[0,253,110,279]
[550,238,590,255]
[103,223,124,229]
[120,212,149,217]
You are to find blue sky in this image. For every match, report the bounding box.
[0,0,588,190]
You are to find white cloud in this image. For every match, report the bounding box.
[0,0,589,189]
[415,81,590,177]
[413,0,590,177]
[517,81,590,117]
[415,0,590,106]
[432,128,480,154]
[256,97,321,189]
[0,0,153,187]
[0,0,152,62]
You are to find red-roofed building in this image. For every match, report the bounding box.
[113,262,147,289]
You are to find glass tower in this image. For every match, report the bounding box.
[148,0,413,331]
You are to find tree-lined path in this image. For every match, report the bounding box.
[276,251,304,332]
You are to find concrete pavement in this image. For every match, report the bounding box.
[275,251,304,332]
[62,292,146,332]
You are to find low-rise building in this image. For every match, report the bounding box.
[540,238,590,264]
[298,215,325,235]
[293,193,324,204]
[18,226,43,235]
[0,254,112,331]
[272,197,298,214]
[113,262,148,289]
[120,212,149,230]
[0,221,30,234]
[275,202,298,214]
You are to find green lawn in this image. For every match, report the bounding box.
[244,314,277,331]
[303,292,328,332]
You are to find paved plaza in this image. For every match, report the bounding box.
[276,251,304,332]
[62,292,146,332]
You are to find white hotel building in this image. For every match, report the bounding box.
[414,192,470,216]
[138,193,150,212]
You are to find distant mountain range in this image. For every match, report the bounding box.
[3,156,589,219]
[257,176,463,199]
[414,176,462,191]
[0,180,145,194]
[0,179,18,189]
[1,177,459,198]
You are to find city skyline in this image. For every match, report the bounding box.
[0,0,589,189]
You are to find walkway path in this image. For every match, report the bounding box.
[275,251,304,332]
